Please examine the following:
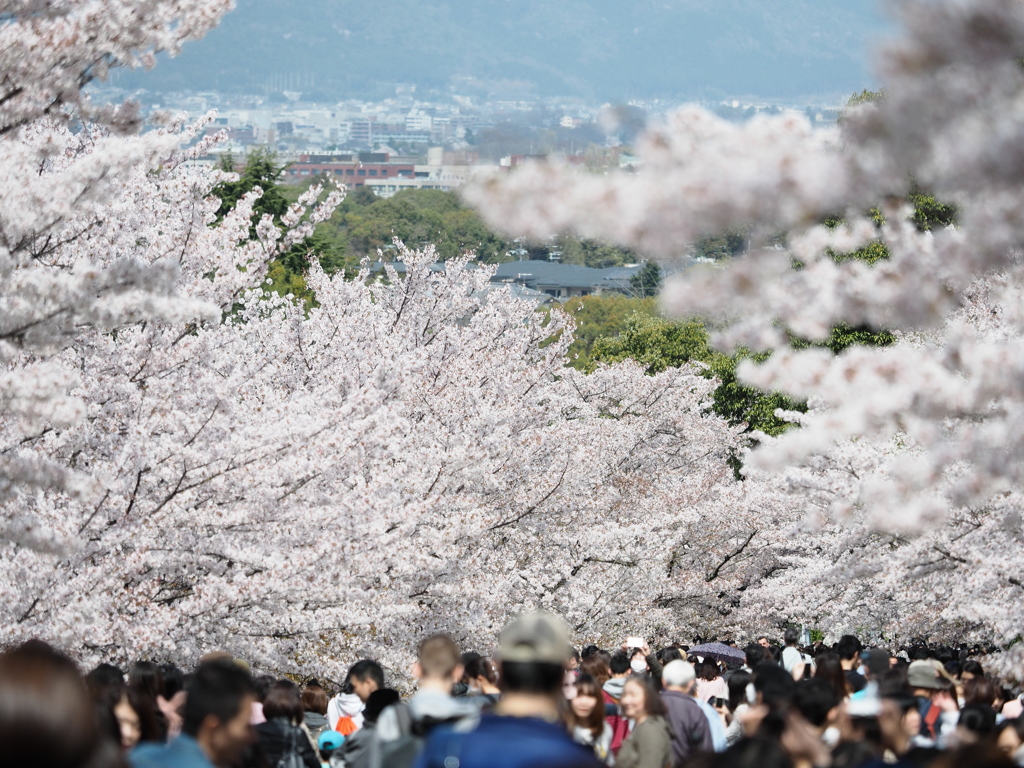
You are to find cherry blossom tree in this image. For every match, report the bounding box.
[0,168,789,673]
[466,0,1024,663]
[1,0,792,679]
[0,0,236,549]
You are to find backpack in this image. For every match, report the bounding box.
[335,715,359,737]
[378,703,471,768]
[276,728,305,768]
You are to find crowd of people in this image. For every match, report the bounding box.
[5,617,1024,768]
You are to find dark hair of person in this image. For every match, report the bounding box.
[959,703,997,737]
[753,662,796,709]
[0,641,99,768]
[962,659,985,678]
[254,674,277,703]
[90,681,128,745]
[345,659,384,692]
[743,643,765,668]
[128,661,167,743]
[830,740,879,768]
[570,647,581,663]
[964,677,1000,707]
[566,674,606,739]
[182,660,256,737]
[698,660,720,682]
[908,645,930,661]
[160,664,185,699]
[465,656,499,686]
[92,681,148,745]
[86,663,125,693]
[624,675,667,718]
[876,667,910,697]
[461,651,482,668]
[363,689,400,723]
[579,655,611,687]
[301,684,328,715]
[263,680,304,725]
[793,678,839,728]
[581,645,602,660]
[609,652,631,676]
[927,744,1016,768]
[812,652,850,699]
[703,737,794,768]
[727,670,753,713]
[783,628,800,646]
[129,661,164,700]
[836,635,862,662]
[657,647,683,665]
[499,661,564,695]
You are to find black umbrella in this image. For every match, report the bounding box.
[687,642,746,664]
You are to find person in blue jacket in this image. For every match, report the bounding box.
[414,612,604,768]
[133,660,255,768]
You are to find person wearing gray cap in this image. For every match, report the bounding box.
[907,660,956,743]
[414,612,603,768]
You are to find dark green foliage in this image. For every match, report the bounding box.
[695,230,747,260]
[555,235,637,268]
[315,187,511,263]
[629,261,663,297]
[908,190,958,232]
[211,149,349,302]
[213,148,289,227]
[552,295,658,370]
[588,312,805,437]
[790,324,897,355]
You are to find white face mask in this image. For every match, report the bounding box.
[631,659,648,674]
[745,683,757,706]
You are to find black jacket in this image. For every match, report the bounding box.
[255,718,320,768]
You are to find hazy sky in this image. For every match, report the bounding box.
[125,0,893,101]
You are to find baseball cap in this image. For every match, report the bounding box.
[499,612,571,665]
[318,730,345,752]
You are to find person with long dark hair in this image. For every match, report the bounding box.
[567,674,613,764]
[129,661,168,744]
[812,653,850,701]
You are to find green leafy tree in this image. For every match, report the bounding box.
[557,235,635,268]
[553,295,657,370]
[694,230,747,260]
[212,150,348,303]
[314,188,511,263]
[629,261,662,297]
[590,313,804,438]
[213,148,289,227]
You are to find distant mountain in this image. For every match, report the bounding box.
[119,0,891,101]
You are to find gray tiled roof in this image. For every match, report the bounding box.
[491,261,643,290]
